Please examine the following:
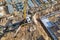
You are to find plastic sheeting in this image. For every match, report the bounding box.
[16,2,23,11]
[28,0,34,7]
[5,0,12,3]
[35,0,41,6]
[14,0,21,4]
[43,0,48,3]
[7,4,14,13]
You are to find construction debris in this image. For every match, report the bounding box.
[0,0,60,40]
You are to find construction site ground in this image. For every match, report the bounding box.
[0,0,60,40]
[0,23,45,40]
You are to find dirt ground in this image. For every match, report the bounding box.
[0,23,44,40]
